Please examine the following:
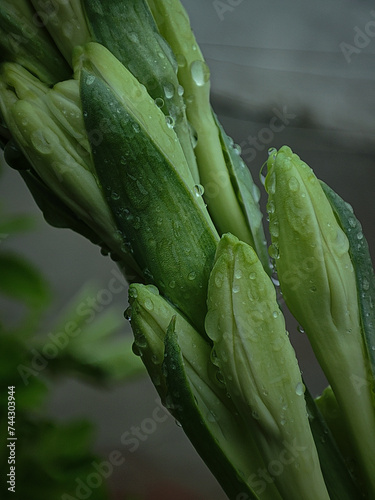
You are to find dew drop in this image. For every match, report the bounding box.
[127,32,139,43]
[163,82,175,99]
[188,271,196,281]
[177,84,184,96]
[215,272,224,288]
[268,244,279,260]
[295,382,304,396]
[147,285,159,295]
[176,54,187,67]
[193,184,205,197]
[297,325,305,334]
[165,115,175,128]
[85,74,95,86]
[169,280,176,289]
[154,97,164,108]
[252,410,259,420]
[288,176,300,192]
[111,192,120,201]
[190,60,210,86]
[249,272,257,280]
[233,143,242,155]
[357,232,364,240]
[232,284,240,294]
[144,298,154,311]
[268,147,277,157]
[235,269,243,279]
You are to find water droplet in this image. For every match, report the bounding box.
[163,82,175,99]
[188,271,196,281]
[310,285,317,293]
[129,287,138,299]
[233,143,242,155]
[86,74,95,86]
[177,85,184,96]
[295,382,304,396]
[268,147,277,157]
[154,97,164,108]
[235,269,243,279]
[232,284,240,294]
[132,122,141,133]
[165,115,175,128]
[193,184,204,197]
[268,244,279,260]
[252,410,259,420]
[124,306,132,321]
[169,280,176,289]
[269,220,279,238]
[206,411,216,423]
[249,272,257,280]
[297,325,305,334]
[215,272,224,288]
[272,310,279,318]
[348,217,356,228]
[175,419,182,427]
[288,176,300,192]
[127,32,139,43]
[362,278,370,291]
[144,298,154,311]
[111,192,120,201]
[190,60,210,86]
[176,54,187,67]
[357,232,363,240]
[280,418,286,426]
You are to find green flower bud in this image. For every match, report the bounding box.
[205,233,330,500]
[0,0,70,84]
[76,42,218,333]
[266,145,375,495]
[30,0,91,65]
[0,62,140,277]
[147,0,269,273]
[82,0,199,184]
[128,283,282,500]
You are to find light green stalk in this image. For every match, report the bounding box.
[205,233,330,500]
[147,0,269,272]
[0,0,71,84]
[266,145,375,496]
[128,283,283,500]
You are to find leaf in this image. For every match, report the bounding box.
[0,252,50,309]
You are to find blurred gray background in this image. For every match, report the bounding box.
[1,1,374,498]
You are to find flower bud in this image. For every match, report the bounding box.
[128,283,282,500]
[266,145,375,495]
[0,62,139,276]
[0,0,70,84]
[205,233,329,500]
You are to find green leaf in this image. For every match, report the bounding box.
[80,67,218,333]
[0,252,50,308]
